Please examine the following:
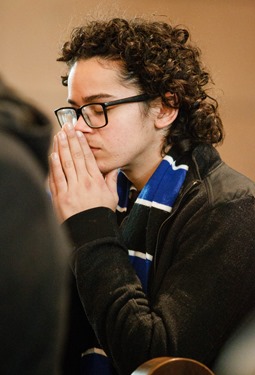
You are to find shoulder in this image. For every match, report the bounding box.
[189,144,255,205]
[206,162,255,206]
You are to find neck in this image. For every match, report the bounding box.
[122,157,163,191]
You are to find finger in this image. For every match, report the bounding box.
[48,163,56,197]
[105,169,118,194]
[62,124,88,178]
[48,136,59,197]
[57,129,78,182]
[75,129,102,178]
[49,151,68,194]
[105,169,119,209]
[53,134,59,153]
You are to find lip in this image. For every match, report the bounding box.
[89,146,101,152]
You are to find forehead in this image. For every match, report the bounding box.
[67,58,138,102]
[68,59,124,89]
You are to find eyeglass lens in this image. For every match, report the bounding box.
[82,104,106,127]
[57,104,107,128]
[57,108,78,127]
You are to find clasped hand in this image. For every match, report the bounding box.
[49,123,119,222]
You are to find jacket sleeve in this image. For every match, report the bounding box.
[65,193,255,375]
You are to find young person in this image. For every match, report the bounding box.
[0,76,69,375]
[49,17,255,375]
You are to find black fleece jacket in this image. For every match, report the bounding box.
[65,144,255,375]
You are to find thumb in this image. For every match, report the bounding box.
[105,169,119,201]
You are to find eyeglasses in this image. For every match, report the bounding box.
[54,93,151,129]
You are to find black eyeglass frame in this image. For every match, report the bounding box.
[54,93,151,129]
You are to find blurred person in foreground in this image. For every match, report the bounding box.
[0,75,69,375]
[214,309,255,375]
[49,17,255,375]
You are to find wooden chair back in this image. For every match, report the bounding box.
[131,356,215,375]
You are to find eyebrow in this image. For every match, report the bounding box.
[68,93,114,106]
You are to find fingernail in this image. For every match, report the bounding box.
[51,152,59,160]
[59,131,66,140]
[66,122,74,130]
[76,130,84,138]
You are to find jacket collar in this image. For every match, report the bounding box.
[170,143,222,182]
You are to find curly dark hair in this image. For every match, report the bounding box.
[58,17,224,154]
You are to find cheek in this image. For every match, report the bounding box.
[98,110,155,161]
[104,119,135,149]
[111,127,143,153]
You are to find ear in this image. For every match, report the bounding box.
[154,93,179,129]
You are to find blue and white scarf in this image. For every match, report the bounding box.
[81,154,188,374]
[117,154,188,292]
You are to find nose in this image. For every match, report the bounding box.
[74,116,93,133]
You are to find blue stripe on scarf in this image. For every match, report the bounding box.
[117,171,132,211]
[128,251,153,293]
[81,349,116,374]
[138,155,188,208]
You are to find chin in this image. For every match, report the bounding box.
[96,158,121,175]
[98,164,111,175]
[99,164,120,176]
